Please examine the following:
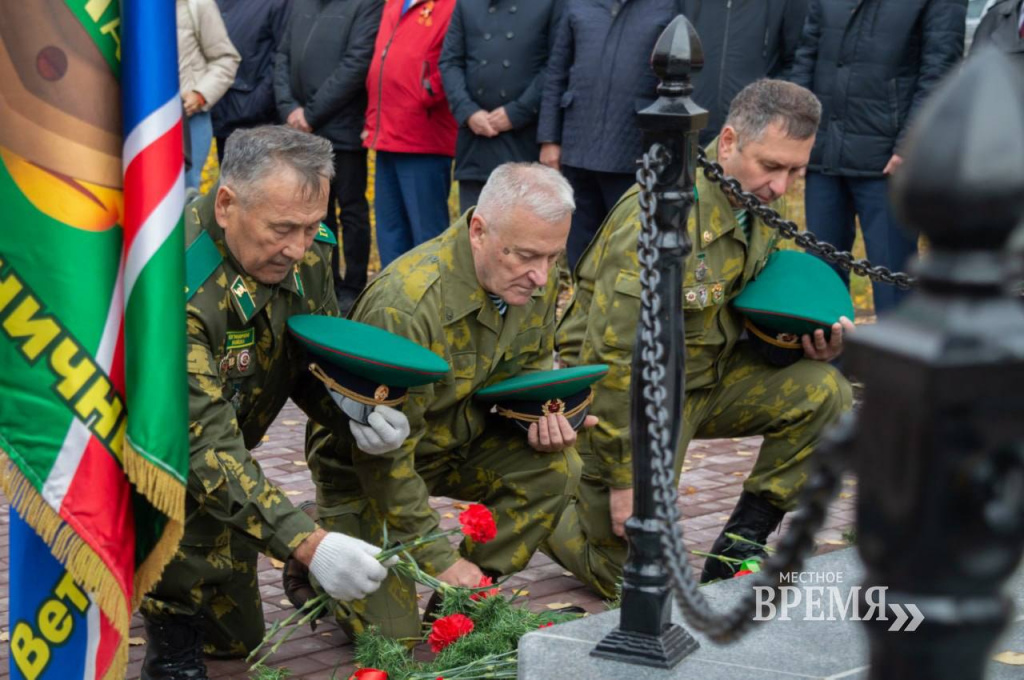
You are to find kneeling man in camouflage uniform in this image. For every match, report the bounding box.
[546,80,855,598]
[298,163,585,639]
[141,127,409,679]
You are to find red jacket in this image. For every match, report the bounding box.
[363,0,457,156]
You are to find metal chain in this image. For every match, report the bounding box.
[635,146,854,642]
[696,149,916,290]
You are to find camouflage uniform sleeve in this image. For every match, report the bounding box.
[187,311,316,561]
[567,206,641,489]
[349,304,459,576]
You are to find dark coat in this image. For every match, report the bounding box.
[682,0,809,146]
[971,0,1024,68]
[274,0,384,150]
[211,0,290,138]
[537,0,680,175]
[439,0,564,182]
[789,0,967,177]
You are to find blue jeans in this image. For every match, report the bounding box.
[186,112,213,190]
[374,151,453,267]
[804,172,918,316]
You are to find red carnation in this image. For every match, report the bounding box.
[538,622,554,628]
[349,669,388,680]
[470,575,500,601]
[428,613,475,652]
[459,504,497,544]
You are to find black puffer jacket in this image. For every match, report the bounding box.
[683,0,809,146]
[789,0,967,177]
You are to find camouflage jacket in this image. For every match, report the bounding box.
[185,192,341,560]
[556,141,782,488]
[307,212,559,574]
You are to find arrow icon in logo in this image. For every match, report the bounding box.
[888,604,908,632]
[904,604,924,632]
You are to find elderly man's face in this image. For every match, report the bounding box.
[468,205,569,306]
[717,121,814,204]
[215,167,329,284]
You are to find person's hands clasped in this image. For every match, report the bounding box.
[350,405,411,455]
[287,107,312,133]
[182,91,205,117]
[307,532,396,601]
[527,413,598,452]
[802,316,855,362]
[468,110,498,137]
[486,107,513,133]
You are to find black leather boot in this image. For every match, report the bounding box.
[141,614,209,680]
[699,491,785,583]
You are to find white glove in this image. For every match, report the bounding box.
[350,405,411,455]
[308,532,395,602]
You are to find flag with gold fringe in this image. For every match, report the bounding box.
[0,1,188,677]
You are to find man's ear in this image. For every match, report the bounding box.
[468,213,487,246]
[214,185,237,229]
[718,125,738,164]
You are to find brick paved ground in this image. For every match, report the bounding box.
[0,402,857,679]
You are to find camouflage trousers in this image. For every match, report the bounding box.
[543,342,853,599]
[316,423,583,640]
[140,507,264,658]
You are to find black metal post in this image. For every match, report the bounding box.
[845,50,1024,680]
[591,16,708,668]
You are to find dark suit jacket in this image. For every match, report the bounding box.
[440,0,564,181]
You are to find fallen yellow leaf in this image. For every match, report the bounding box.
[545,602,575,610]
[453,503,469,510]
[442,513,454,519]
[718,515,730,521]
[683,486,698,495]
[262,436,270,442]
[994,651,1024,665]
[822,540,847,546]
[285,490,301,496]
[692,454,706,459]
[736,450,753,457]
[839,492,853,499]
[0,631,8,642]
[512,589,530,597]
[321,632,333,637]
[732,471,745,477]
[282,420,301,426]
[270,558,285,569]
[293,461,308,467]
[280,599,292,607]
[128,636,146,646]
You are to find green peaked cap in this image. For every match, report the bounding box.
[733,250,854,339]
[289,315,449,425]
[476,365,609,432]
[288,315,449,387]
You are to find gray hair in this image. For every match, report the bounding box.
[219,126,335,203]
[475,162,575,225]
[724,79,822,147]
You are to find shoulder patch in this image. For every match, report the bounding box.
[185,231,222,301]
[315,222,337,245]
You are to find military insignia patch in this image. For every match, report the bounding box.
[230,275,256,322]
[711,283,724,304]
[314,223,338,245]
[542,398,566,415]
[225,328,255,351]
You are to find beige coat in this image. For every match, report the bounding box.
[176,0,240,110]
